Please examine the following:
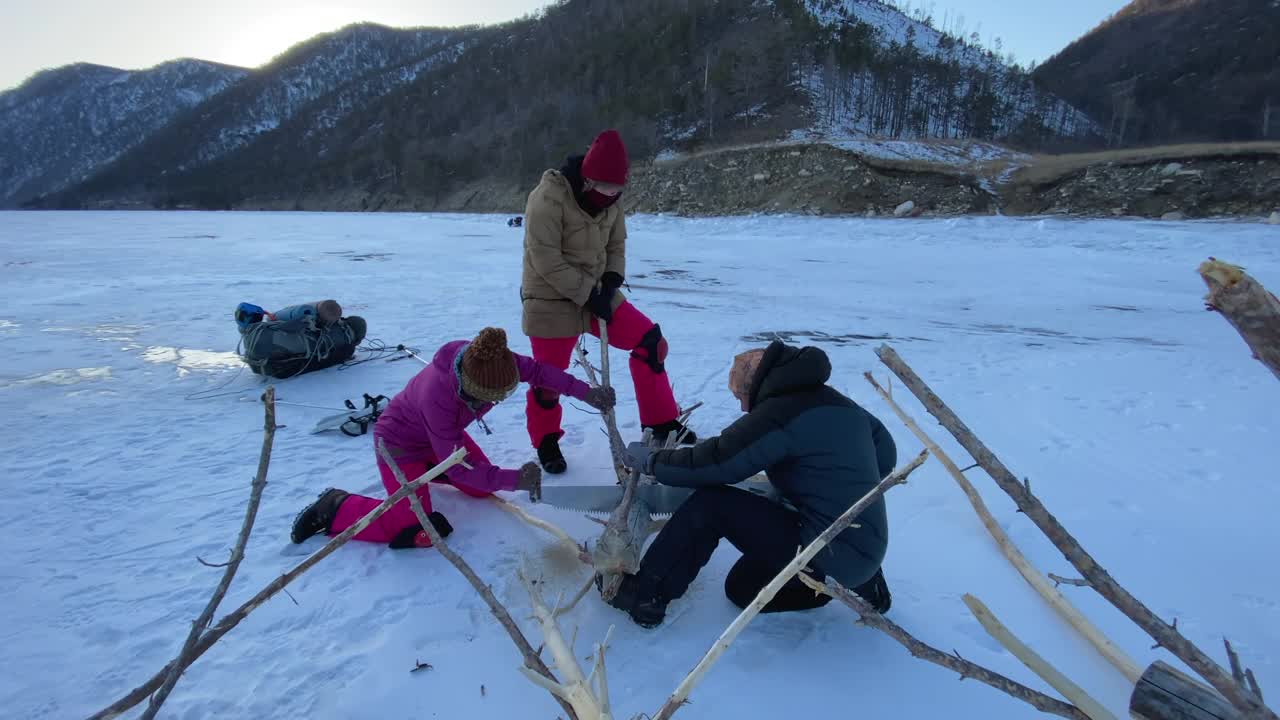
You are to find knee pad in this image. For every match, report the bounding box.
[631,324,668,374]
[532,387,561,409]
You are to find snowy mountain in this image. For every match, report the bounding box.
[0,60,247,207]
[67,23,465,199]
[796,0,1099,143]
[38,0,1099,210]
[806,0,989,64]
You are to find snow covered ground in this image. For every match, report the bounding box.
[1,211,1277,719]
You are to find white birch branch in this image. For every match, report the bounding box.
[555,574,599,618]
[652,449,929,720]
[864,371,1142,684]
[518,567,613,720]
[489,495,591,564]
[963,594,1119,720]
[377,440,578,720]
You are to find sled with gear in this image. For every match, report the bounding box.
[507,216,523,227]
[234,299,367,379]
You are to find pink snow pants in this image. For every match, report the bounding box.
[328,434,492,548]
[526,300,678,446]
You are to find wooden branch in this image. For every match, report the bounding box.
[652,449,929,720]
[1132,661,1243,720]
[876,344,1278,720]
[138,387,278,719]
[1199,258,1280,382]
[1048,574,1092,589]
[576,327,628,480]
[1249,671,1265,702]
[518,567,612,720]
[798,574,1088,720]
[555,574,598,619]
[1226,639,1248,689]
[865,371,1142,684]
[490,495,591,564]
[378,441,578,720]
[665,401,704,449]
[89,446,469,720]
[589,625,615,710]
[963,594,1118,720]
[577,325,654,601]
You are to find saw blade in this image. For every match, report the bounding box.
[538,477,784,515]
[538,485,628,514]
[538,484,699,515]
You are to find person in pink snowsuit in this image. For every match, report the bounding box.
[290,327,615,549]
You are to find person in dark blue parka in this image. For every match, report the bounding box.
[612,340,897,628]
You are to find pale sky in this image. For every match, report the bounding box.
[0,0,1130,92]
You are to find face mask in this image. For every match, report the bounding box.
[586,188,620,210]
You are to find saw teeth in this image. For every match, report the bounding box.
[542,503,613,515]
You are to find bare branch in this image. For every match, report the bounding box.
[1226,639,1248,689]
[863,370,1142,684]
[1150,619,1178,650]
[876,344,1277,720]
[653,450,929,720]
[665,402,704,449]
[89,446,469,720]
[1248,670,1265,702]
[575,330,628,482]
[800,574,1088,720]
[139,386,278,720]
[490,495,590,564]
[963,594,1118,720]
[1048,574,1091,589]
[577,326,653,603]
[378,440,578,720]
[518,566,612,719]
[555,574,599,619]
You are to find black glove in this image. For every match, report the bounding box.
[585,285,616,323]
[624,441,655,474]
[583,386,617,411]
[518,461,543,502]
[601,271,624,290]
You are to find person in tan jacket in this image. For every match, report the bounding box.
[520,129,696,473]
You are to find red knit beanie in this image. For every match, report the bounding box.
[581,129,629,185]
[460,328,520,403]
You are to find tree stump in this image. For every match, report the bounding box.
[1131,661,1242,720]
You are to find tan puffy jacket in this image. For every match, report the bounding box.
[520,169,627,338]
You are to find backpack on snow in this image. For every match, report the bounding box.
[235,300,367,379]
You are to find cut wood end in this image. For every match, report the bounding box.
[1199,259,1246,290]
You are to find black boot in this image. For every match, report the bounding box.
[645,419,697,446]
[602,573,668,629]
[853,567,892,614]
[537,433,567,475]
[388,511,454,549]
[291,488,350,544]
